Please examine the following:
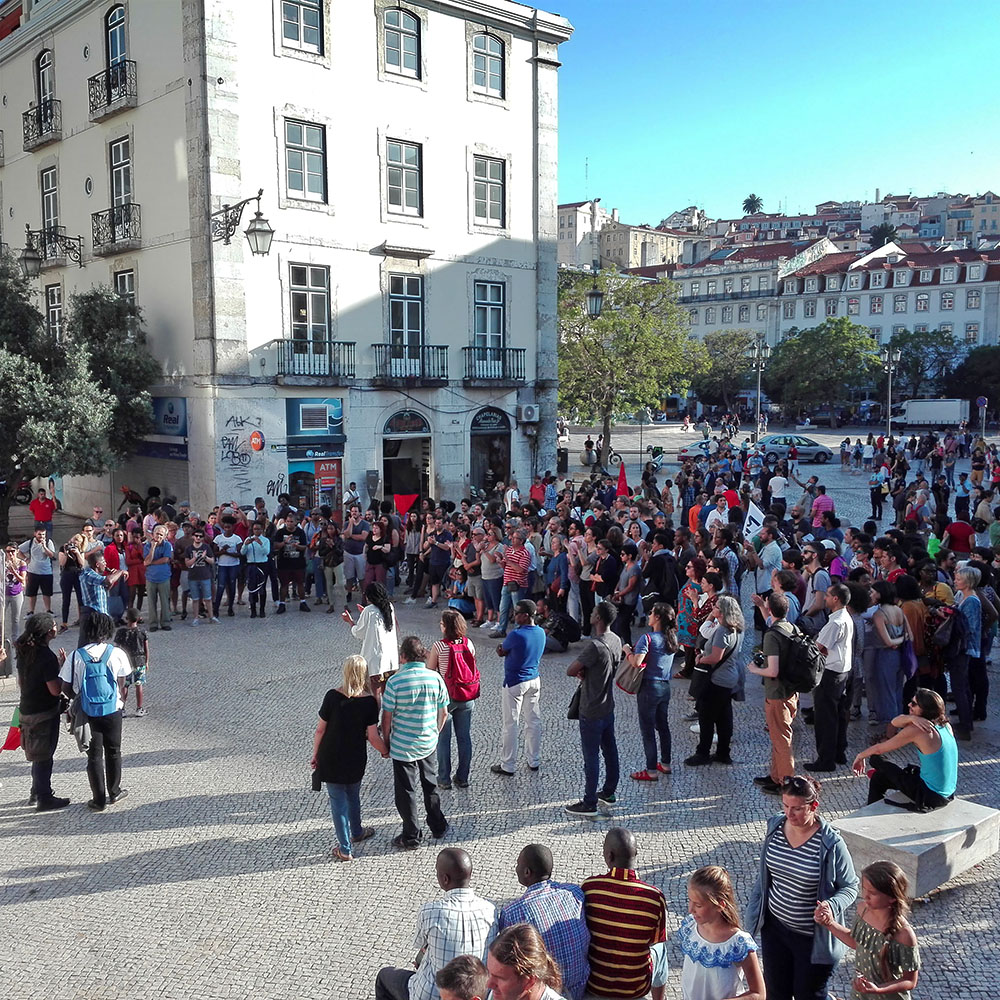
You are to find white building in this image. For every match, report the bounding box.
[557,197,610,267]
[0,0,572,515]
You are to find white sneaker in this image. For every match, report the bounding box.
[404,597,416,605]
[210,616,220,623]
[135,708,147,718]
[190,618,200,626]
[479,620,495,629]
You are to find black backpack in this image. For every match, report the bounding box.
[780,625,825,693]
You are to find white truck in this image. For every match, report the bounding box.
[891,398,970,430]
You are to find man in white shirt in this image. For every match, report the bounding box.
[504,479,520,512]
[807,583,854,773]
[19,527,57,614]
[704,497,728,534]
[376,848,497,1000]
[767,471,788,516]
[744,524,783,636]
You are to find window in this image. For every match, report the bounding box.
[920,269,933,282]
[783,300,795,319]
[965,323,979,344]
[721,305,733,323]
[36,49,54,106]
[114,269,135,302]
[783,280,796,294]
[968,264,983,280]
[805,278,818,292]
[45,284,62,341]
[724,279,733,293]
[473,156,504,227]
[914,324,928,333]
[939,322,953,335]
[893,294,907,313]
[389,273,423,350]
[893,270,908,285]
[825,298,838,316]
[870,271,886,288]
[892,325,906,337]
[40,166,58,255]
[869,326,881,341]
[758,276,769,290]
[940,291,954,310]
[706,280,716,295]
[804,300,816,318]
[870,295,883,314]
[387,140,422,216]
[757,303,767,320]
[705,307,716,323]
[825,276,839,290]
[942,266,956,282]
[847,297,859,315]
[915,292,928,311]
[848,274,861,289]
[738,304,749,322]
[106,5,127,67]
[284,119,326,202]
[967,289,981,309]
[282,0,322,54]
[691,281,700,296]
[110,136,131,207]
[474,281,504,350]
[384,7,420,78]
[289,265,330,354]
[472,33,503,97]
[740,276,751,292]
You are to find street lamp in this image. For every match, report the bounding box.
[882,345,902,442]
[19,223,84,277]
[209,188,275,255]
[747,334,771,443]
[585,279,604,320]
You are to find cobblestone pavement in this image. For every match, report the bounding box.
[2,425,998,999]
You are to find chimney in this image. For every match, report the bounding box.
[875,188,880,203]
[611,208,619,223]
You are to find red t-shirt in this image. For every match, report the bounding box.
[29,497,56,522]
[946,520,975,553]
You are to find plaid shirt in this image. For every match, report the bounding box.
[79,568,108,614]
[410,888,497,1000]
[500,881,590,1000]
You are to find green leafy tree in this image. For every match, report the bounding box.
[690,329,755,409]
[0,257,159,540]
[945,346,1000,408]
[558,270,707,466]
[869,223,898,248]
[885,327,964,398]
[742,194,763,215]
[762,318,880,424]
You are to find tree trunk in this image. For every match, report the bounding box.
[600,410,613,470]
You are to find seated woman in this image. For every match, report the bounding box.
[851,687,957,812]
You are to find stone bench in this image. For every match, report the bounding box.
[833,798,1000,897]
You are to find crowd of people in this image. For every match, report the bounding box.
[6,421,991,999]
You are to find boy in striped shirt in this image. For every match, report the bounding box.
[383,635,451,850]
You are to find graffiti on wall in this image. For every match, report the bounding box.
[215,400,285,503]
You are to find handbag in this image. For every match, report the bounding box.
[899,637,918,679]
[690,638,736,699]
[567,686,581,720]
[615,657,644,695]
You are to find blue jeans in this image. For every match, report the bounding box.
[437,700,474,784]
[579,712,619,808]
[213,564,240,614]
[482,577,502,615]
[311,558,326,600]
[497,584,527,633]
[326,781,362,854]
[637,678,672,770]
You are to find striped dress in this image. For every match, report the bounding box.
[582,867,666,999]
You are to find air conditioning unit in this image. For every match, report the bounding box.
[517,404,539,424]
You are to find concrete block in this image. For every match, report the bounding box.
[834,798,1000,897]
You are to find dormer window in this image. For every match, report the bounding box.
[968,264,983,280]
[942,266,956,282]
[847,274,861,289]
[825,276,839,290]
[870,271,886,288]
[893,270,909,286]
[919,269,933,282]
[805,277,818,292]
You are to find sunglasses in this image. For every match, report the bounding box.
[781,775,817,798]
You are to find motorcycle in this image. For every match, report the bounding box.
[1,478,33,505]
[645,445,666,473]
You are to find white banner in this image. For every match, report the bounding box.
[744,500,766,539]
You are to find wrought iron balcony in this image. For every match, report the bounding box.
[22,99,62,151]
[88,60,138,121]
[276,339,356,380]
[35,226,84,268]
[92,204,141,254]
[462,346,526,382]
[372,344,448,383]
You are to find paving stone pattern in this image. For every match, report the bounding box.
[1,426,998,998]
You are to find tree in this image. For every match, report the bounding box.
[558,270,707,467]
[869,223,898,248]
[0,257,160,540]
[690,329,755,409]
[742,194,763,215]
[945,346,1000,408]
[885,327,964,399]
[761,318,880,423]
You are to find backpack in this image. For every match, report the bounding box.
[78,645,118,717]
[443,638,480,703]
[779,625,825,694]
[925,602,968,672]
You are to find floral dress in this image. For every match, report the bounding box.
[677,580,703,649]
[677,914,757,1000]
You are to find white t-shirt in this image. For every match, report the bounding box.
[215,533,243,567]
[769,475,788,499]
[351,604,399,678]
[59,642,133,712]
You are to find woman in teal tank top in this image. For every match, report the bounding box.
[851,688,958,812]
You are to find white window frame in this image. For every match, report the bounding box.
[825,276,839,290]
[939,323,953,335]
[804,300,817,318]
[387,273,424,374]
[919,269,933,282]
[870,295,883,314]
[471,32,504,98]
[893,270,909,286]
[942,266,956,282]
[965,323,979,344]
[848,274,861,289]
[284,118,327,203]
[893,294,907,313]
[940,291,954,310]
[383,6,421,79]
[110,135,132,207]
[45,283,63,341]
[689,309,699,325]
[289,263,330,355]
[705,307,716,323]
[721,305,733,323]
[756,303,767,320]
[967,288,981,309]
[114,268,135,302]
[805,277,818,292]
[280,0,323,54]
[738,304,750,322]
[472,155,505,228]
[870,271,886,288]
[783,300,795,319]
[847,297,860,315]
[387,138,423,217]
[915,293,929,312]
[968,264,983,280]
[825,298,838,316]
[473,280,505,351]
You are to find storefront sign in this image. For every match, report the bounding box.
[152,397,188,437]
[471,407,511,433]
[384,409,430,435]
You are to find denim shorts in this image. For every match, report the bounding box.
[188,578,212,600]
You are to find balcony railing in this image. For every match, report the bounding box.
[372,344,448,382]
[37,226,83,267]
[0,129,4,165]
[88,60,138,120]
[462,346,526,381]
[277,339,356,379]
[92,203,141,254]
[22,99,62,151]
[680,288,775,304]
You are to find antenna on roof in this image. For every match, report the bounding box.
[585,156,589,193]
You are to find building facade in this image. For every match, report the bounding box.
[599,219,685,270]
[557,197,610,267]
[0,0,572,515]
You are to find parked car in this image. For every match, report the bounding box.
[756,434,833,464]
[676,441,713,462]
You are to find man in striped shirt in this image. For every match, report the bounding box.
[382,636,451,850]
[582,828,668,1000]
[490,530,532,639]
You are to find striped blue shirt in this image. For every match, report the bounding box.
[382,661,449,762]
[764,825,821,936]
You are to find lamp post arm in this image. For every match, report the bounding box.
[210,188,264,245]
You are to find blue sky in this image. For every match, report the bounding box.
[556,0,999,223]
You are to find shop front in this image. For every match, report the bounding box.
[383,409,431,499]
[285,397,345,517]
[470,406,511,492]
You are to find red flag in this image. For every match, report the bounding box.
[1,707,20,753]
[394,494,419,518]
[616,463,629,496]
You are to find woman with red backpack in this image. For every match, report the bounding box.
[427,609,480,790]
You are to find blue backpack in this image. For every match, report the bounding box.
[79,645,118,717]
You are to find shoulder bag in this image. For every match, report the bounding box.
[689,634,736,699]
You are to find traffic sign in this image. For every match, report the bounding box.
[977,395,988,408]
